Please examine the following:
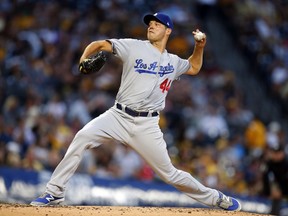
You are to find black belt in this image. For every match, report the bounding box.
[116,103,159,117]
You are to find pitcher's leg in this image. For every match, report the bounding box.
[131,135,219,206]
[46,109,131,197]
[46,127,99,197]
[129,122,219,207]
[133,142,219,206]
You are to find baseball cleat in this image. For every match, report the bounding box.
[30,193,64,206]
[216,191,241,211]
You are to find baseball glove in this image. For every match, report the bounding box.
[79,51,107,75]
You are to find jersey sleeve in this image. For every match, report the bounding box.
[174,56,191,79]
[106,38,134,62]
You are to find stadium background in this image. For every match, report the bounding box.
[0,0,287,215]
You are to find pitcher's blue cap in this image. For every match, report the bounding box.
[143,12,173,30]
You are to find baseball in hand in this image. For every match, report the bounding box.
[194,31,206,41]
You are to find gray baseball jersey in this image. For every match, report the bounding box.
[108,38,190,112]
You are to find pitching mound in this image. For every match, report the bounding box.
[0,204,270,216]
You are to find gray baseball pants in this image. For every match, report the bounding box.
[46,106,219,206]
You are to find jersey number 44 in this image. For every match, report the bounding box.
[160,78,172,93]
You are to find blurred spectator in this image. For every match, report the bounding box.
[44,93,67,120]
[244,116,267,155]
[262,132,288,215]
[6,141,22,168]
[112,145,144,179]
[258,121,288,215]
[197,103,229,145]
[270,60,288,97]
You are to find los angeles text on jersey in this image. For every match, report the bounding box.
[134,59,174,77]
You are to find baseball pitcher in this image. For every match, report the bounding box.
[31,12,241,211]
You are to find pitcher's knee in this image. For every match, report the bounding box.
[74,129,85,139]
[73,127,103,149]
[160,169,182,185]
[73,128,92,145]
[161,169,194,189]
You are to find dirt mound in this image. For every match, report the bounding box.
[0,204,271,216]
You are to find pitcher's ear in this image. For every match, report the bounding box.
[166,28,172,35]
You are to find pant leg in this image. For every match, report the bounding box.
[128,116,219,207]
[46,108,132,197]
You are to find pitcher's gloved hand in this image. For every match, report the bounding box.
[79,51,107,75]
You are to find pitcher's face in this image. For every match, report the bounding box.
[147,20,170,43]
